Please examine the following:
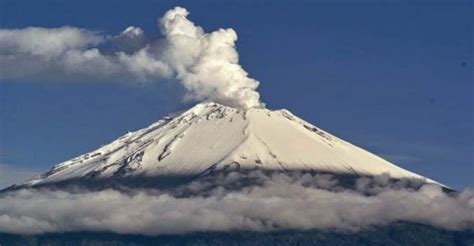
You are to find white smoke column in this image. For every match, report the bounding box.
[0,7,263,109]
[159,7,262,109]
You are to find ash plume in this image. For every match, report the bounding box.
[0,7,262,109]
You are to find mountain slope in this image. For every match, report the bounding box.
[23,102,438,187]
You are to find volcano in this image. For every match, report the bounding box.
[16,102,439,188]
[4,102,473,246]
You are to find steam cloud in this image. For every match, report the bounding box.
[0,7,262,109]
[0,172,473,235]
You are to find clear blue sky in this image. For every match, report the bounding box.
[0,0,472,189]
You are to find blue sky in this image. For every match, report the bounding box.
[0,0,472,189]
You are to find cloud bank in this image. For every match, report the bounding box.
[0,172,473,235]
[0,7,261,109]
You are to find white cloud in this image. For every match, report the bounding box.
[0,7,262,109]
[0,26,102,57]
[0,172,472,235]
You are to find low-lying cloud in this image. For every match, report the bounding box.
[0,7,262,109]
[0,172,472,235]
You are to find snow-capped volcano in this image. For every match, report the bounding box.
[23,102,438,187]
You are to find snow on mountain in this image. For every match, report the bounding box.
[23,102,439,187]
